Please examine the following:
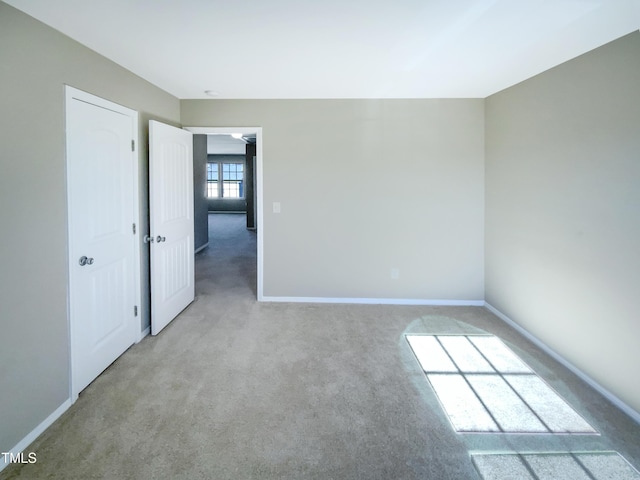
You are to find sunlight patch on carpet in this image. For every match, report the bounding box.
[471,452,640,480]
[406,334,596,434]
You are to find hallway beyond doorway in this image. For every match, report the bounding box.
[196,213,257,299]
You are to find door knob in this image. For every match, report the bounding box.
[143,235,154,243]
[78,256,94,266]
[156,236,166,243]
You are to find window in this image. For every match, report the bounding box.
[207,161,244,198]
[207,163,219,197]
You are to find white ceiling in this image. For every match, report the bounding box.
[207,134,251,155]
[5,0,640,99]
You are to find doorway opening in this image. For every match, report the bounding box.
[185,127,263,301]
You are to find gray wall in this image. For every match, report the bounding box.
[245,144,257,229]
[0,3,180,454]
[207,154,248,212]
[485,32,640,413]
[193,135,209,251]
[182,99,485,300]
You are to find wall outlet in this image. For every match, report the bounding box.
[273,202,281,213]
[391,268,400,280]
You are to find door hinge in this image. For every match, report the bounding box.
[134,305,138,317]
[131,139,135,152]
[132,223,136,234]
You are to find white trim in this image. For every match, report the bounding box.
[65,86,141,401]
[139,326,151,342]
[187,127,259,136]
[184,127,264,301]
[485,302,640,425]
[0,399,71,473]
[262,296,485,306]
[195,242,209,254]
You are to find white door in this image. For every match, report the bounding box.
[66,87,139,397]
[149,120,194,335]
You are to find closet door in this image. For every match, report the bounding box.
[66,87,139,396]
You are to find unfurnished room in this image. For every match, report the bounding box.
[1,1,639,478]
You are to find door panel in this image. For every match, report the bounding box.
[149,120,194,335]
[66,88,138,396]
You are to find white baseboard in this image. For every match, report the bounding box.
[0,399,71,473]
[261,296,485,306]
[195,242,209,254]
[139,326,150,343]
[485,302,640,425]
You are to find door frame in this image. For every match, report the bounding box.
[65,86,142,401]
[184,127,263,300]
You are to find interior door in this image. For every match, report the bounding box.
[149,120,195,335]
[66,87,139,396]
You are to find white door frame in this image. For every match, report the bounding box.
[184,126,264,301]
[65,86,142,401]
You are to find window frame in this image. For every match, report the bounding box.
[206,159,245,200]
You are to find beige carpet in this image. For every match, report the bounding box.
[2,214,639,479]
[406,334,596,434]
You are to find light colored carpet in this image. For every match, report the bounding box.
[2,213,639,479]
[406,334,596,433]
[472,452,640,479]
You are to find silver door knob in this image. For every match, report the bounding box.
[79,256,94,266]
[156,236,166,243]
[143,235,154,243]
